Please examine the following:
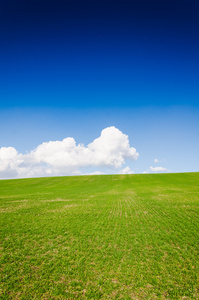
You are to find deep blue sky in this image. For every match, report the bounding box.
[0,0,199,176]
[1,0,199,108]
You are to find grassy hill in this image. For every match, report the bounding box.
[0,173,199,299]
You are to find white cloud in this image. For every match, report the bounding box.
[0,126,139,179]
[119,166,134,174]
[154,158,159,163]
[83,171,105,176]
[149,166,169,172]
[0,147,23,178]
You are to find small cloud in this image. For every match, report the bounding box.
[142,171,148,174]
[119,166,134,174]
[154,158,159,163]
[83,171,105,175]
[149,166,169,172]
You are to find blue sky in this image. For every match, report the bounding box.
[0,0,199,178]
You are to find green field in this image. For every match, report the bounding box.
[0,173,199,299]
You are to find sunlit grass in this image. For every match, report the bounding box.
[0,173,199,299]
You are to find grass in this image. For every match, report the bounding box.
[0,172,199,299]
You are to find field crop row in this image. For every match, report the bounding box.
[0,173,199,299]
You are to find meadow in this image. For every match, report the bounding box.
[0,173,198,299]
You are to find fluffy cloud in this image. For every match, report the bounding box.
[0,126,139,179]
[0,147,22,178]
[149,166,168,172]
[119,166,134,174]
[154,158,159,163]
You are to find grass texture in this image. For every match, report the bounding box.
[0,173,199,299]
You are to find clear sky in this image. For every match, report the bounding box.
[0,0,199,178]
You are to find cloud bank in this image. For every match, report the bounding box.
[0,126,139,179]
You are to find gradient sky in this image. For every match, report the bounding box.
[0,0,199,178]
